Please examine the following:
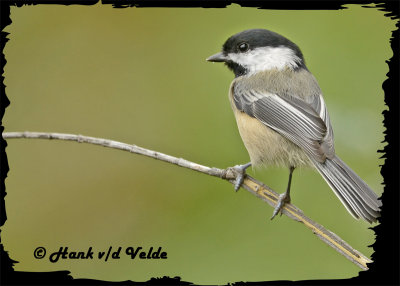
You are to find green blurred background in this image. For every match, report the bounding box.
[2,3,396,284]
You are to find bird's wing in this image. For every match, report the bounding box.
[233,83,335,163]
[309,93,335,159]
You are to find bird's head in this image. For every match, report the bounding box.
[207,29,306,77]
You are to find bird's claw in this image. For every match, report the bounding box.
[234,169,245,191]
[227,162,251,192]
[271,192,291,220]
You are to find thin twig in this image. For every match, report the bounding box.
[3,131,373,270]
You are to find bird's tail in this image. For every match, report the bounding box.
[312,155,382,223]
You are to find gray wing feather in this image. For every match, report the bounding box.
[310,94,335,158]
[234,86,330,162]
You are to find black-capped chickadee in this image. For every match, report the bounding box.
[207,29,381,223]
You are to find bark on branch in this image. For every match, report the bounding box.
[3,131,373,270]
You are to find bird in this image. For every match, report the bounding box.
[207,28,381,223]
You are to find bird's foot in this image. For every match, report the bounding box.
[271,192,291,220]
[227,162,251,192]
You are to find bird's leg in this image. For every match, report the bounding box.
[271,166,295,220]
[228,162,252,191]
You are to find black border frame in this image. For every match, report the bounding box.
[1,1,399,285]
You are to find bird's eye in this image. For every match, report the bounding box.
[238,42,249,52]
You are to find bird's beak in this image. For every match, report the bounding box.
[206,52,229,62]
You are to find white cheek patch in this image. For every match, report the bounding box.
[228,46,301,75]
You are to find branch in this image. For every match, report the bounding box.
[3,131,372,270]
